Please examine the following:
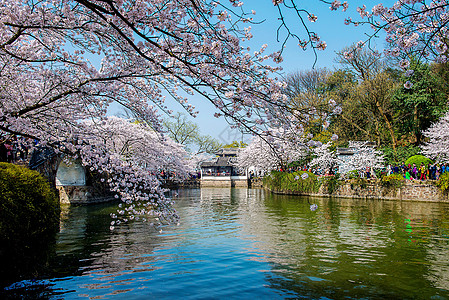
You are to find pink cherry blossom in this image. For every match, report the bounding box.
[310,142,338,170]
[333,106,343,115]
[404,81,414,89]
[400,59,411,69]
[238,128,308,173]
[0,0,306,227]
[422,112,449,163]
[308,14,318,22]
[330,0,341,11]
[355,0,449,61]
[344,141,384,174]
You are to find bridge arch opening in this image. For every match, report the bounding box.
[56,159,86,186]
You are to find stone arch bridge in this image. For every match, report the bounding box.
[29,147,114,205]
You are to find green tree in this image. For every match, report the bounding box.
[223,141,248,148]
[333,46,398,150]
[324,70,372,145]
[392,59,448,145]
[431,62,449,100]
[381,145,420,165]
[163,112,222,154]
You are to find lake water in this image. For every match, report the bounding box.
[3,188,449,299]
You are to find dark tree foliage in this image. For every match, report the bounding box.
[392,58,448,145]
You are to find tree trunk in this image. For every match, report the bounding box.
[375,100,397,152]
[374,117,381,146]
[341,115,371,138]
[413,105,419,145]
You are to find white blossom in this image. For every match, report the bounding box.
[422,112,449,163]
[237,128,308,173]
[343,141,384,174]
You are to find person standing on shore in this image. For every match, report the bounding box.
[405,169,412,180]
[412,164,418,179]
[419,164,427,180]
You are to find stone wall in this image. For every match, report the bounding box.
[330,180,400,200]
[200,178,248,187]
[201,179,232,187]
[268,180,449,203]
[400,181,448,202]
[250,178,263,188]
[57,186,116,205]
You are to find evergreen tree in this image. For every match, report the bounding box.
[392,59,448,145]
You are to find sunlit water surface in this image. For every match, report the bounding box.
[3,188,449,299]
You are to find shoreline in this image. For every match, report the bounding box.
[264,179,449,203]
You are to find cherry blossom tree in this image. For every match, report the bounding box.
[0,0,302,137]
[352,0,449,63]
[0,0,352,226]
[0,0,306,226]
[237,128,308,173]
[309,141,338,171]
[85,116,192,178]
[63,116,192,226]
[341,141,384,175]
[421,111,449,163]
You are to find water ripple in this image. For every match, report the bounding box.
[3,189,449,299]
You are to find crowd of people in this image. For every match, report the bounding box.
[387,163,449,181]
[0,136,32,163]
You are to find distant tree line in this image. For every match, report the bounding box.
[284,44,449,164]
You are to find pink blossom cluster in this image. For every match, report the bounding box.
[237,127,309,172]
[343,141,384,173]
[422,112,449,163]
[309,140,384,176]
[330,1,348,12]
[310,142,338,170]
[71,116,192,226]
[0,0,308,227]
[353,0,449,61]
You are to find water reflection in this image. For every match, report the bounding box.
[250,193,449,299]
[2,188,449,299]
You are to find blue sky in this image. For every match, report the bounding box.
[105,1,390,144]
[178,0,390,144]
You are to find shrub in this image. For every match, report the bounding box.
[381,145,420,165]
[263,170,319,193]
[437,172,449,194]
[381,173,405,190]
[319,173,341,194]
[405,155,433,167]
[342,170,371,188]
[346,170,360,179]
[0,162,60,285]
